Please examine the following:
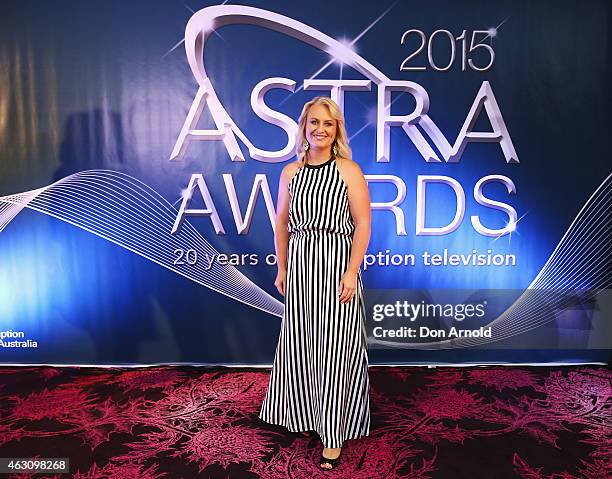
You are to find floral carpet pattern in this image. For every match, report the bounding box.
[0,365,610,478]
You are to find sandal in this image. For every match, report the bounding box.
[319,452,341,470]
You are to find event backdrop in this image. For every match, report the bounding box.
[0,0,610,364]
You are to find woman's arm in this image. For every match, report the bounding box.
[338,160,371,303]
[345,161,371,275]
[273,163,297,295]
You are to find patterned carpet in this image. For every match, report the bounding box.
[0,365,610,478]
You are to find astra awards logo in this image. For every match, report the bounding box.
[170,5,520,239]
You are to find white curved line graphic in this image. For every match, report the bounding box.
[185,5,389,88]
[368,172,612,349]
[0,170,283,318]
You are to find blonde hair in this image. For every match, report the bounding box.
[295,96,352,166]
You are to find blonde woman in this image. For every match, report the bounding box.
[259,96,372,471]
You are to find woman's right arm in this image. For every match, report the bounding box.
[274,164,294,296]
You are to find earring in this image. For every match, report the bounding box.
[332,142,338,156]
[303,140,310,152]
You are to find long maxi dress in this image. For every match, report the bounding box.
[259,155,371,449]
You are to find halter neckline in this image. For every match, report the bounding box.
[304,156,335,169]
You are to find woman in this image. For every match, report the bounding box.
[259,96,371,471]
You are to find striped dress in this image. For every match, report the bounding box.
[259,155,371,449]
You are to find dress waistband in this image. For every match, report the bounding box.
[290,229,353,239]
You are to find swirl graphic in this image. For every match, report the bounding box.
[368,173,612,349]
[0,170,283,317]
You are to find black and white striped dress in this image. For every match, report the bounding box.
[259,155,370,449]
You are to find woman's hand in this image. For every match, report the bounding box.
[338,270,358,304]
[275,269,287,296]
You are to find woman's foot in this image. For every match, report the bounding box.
[320,447,342,470]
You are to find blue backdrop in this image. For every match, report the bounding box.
[0,0,610,364]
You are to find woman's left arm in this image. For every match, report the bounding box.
[339,161,371,303]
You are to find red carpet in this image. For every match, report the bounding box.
[0,365,610,478]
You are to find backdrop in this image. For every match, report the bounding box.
[0,0,610,364]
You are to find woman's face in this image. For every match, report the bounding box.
[305,104,337,152]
